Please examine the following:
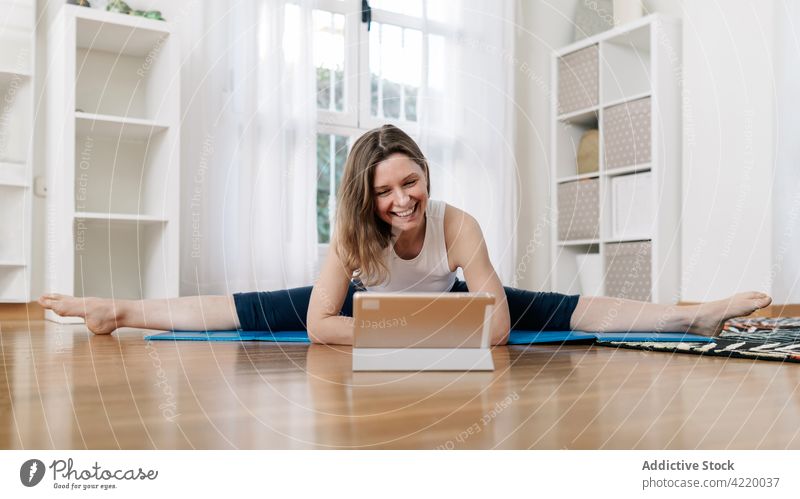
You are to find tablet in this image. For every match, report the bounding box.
[352,292,496,371]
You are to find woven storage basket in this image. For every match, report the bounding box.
[603,97,651,169]
[557,179,600,241]
[557,45,599,115]
[604,241,652,301]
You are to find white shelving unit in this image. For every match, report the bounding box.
[46,5,180,323]
[0,0,35,303]
[549,14,682,303]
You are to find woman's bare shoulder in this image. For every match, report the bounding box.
[443,202,478,227]
[443,203,481,250]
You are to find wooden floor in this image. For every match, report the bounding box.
[2,319,800,449]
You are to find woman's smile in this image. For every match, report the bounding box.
[392,203,417,219]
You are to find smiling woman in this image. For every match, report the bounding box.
[334,124,431,288]
[306,124,513,344]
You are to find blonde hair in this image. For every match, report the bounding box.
[335,124,430,286]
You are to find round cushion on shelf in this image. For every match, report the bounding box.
[577,129,599,175]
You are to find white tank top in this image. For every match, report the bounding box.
[365,199,457,292]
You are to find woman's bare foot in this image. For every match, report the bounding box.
[38,294,124,335]
[685,292,772,337]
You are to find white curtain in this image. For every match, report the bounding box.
[419,0,518,285]
[180,0,318,295]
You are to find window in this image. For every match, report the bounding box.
[369,22,422,122]
[313,10,346,114]
[312,0,445,245]
[315,133,348,244]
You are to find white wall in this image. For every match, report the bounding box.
[514,0,580,292]
[772,0,800,304]
[680,0,775,301]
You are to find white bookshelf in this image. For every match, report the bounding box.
[549,14,682,303]
[46,5,180,323]
[0,0,35,303]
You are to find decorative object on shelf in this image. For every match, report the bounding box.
[130,9,165,20]
[576,253,603,295]
[106,0,130,14]
[67,0,91,7]
[557,179,600,241]
[573,0,614,41]
[105,0,165,20]
[603,96,651,169]
[141,10,164,20]
[557,45,598,114]
[576,129,599,175]
[613,0,643,26]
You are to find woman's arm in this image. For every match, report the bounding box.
[307,233,356,345]
[446,209,511,345]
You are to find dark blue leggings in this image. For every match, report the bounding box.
[233,280,580,332]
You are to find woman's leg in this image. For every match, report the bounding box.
[450,280,579,331]
[233,283,358,331]
[39,294,239,335]
[570,292,772,335]
[40,281,360,335]
[503,287,580,331]
[450,280,773,335]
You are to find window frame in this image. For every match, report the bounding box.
[357,9,426,135]
[316,123,359,247]
[313,0,360,128]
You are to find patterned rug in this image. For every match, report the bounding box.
[598,318,800,363]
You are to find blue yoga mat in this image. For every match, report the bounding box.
[144,330,713,345]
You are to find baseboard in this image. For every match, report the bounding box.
[677,302,800,318]
[0,302,45,321]
[44,309,84,324]
[750,304,800,317]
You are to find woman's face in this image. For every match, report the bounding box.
[372,152,428,233]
